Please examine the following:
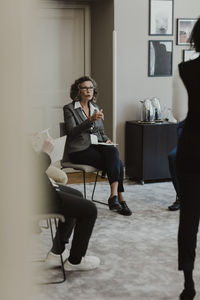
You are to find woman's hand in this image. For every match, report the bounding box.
[90,109,104,122]
[105,139,113,144]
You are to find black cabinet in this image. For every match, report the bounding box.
[125,121,178,182]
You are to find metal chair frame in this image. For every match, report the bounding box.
[34,213,66,284]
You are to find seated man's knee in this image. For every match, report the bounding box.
[58,185,83,198]
[74,189,83,198]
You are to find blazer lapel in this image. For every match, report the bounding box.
[74,106,87,123]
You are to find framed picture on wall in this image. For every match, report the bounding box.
[183,49,199,62]
[149,0,174,35]
[177,18,197,45]
[148,40,173,77]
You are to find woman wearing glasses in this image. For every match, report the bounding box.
[63,76,132,216]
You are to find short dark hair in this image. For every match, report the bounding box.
[189,17,200,52]
[70,76,98,102]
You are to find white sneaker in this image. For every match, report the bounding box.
[64,255,100,271]
[45,249,69,267]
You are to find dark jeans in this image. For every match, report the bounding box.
[69,145,124,192]
[168,147,180,198]
[51,185,97,262]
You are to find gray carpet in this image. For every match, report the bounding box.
[34,180,200,300]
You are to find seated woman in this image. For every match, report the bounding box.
[63,76,132,216]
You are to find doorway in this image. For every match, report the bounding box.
[25,2,91,138]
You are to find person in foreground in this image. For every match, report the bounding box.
[176,18,200,300]
[36,140,100,272]
[63,76,132,216]
[168,120,185,211]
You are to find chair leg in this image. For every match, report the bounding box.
[49,219,54,242]
[92,170,108,206]
[37,218,66,285]
[82,171,86,198]
[92,199,109,206]
[91,170,99,200]
[54,218,66,283]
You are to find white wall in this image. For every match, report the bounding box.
[0,0,36,299]
[114,0,200,161]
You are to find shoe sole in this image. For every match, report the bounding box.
[109,206,122,212]
[118,209,132,216]
[64,265,99,271]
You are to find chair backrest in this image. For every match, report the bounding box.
[59,122,69,163]
[58,123,100,201]
[60,122,66,137]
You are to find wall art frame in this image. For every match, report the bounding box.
[148,40,173,77]
[149,0,174,36]
[177,18,197,45]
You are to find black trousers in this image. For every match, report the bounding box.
[177,134,200,271]
[50,185,97,261]
[177,174,200,271]
[69,145,124,192]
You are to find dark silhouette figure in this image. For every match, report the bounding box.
[176,18,200,300]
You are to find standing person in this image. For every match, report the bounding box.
[63,76,132,216]
[176,18,200,300]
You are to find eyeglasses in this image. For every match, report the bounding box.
[79,86,94,91]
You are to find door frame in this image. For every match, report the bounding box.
[40,0,91,75]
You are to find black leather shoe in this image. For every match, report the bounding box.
[180,288,196,299]
[168,196,180,211]
[119,201,132,216]
[108,196,122,211]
